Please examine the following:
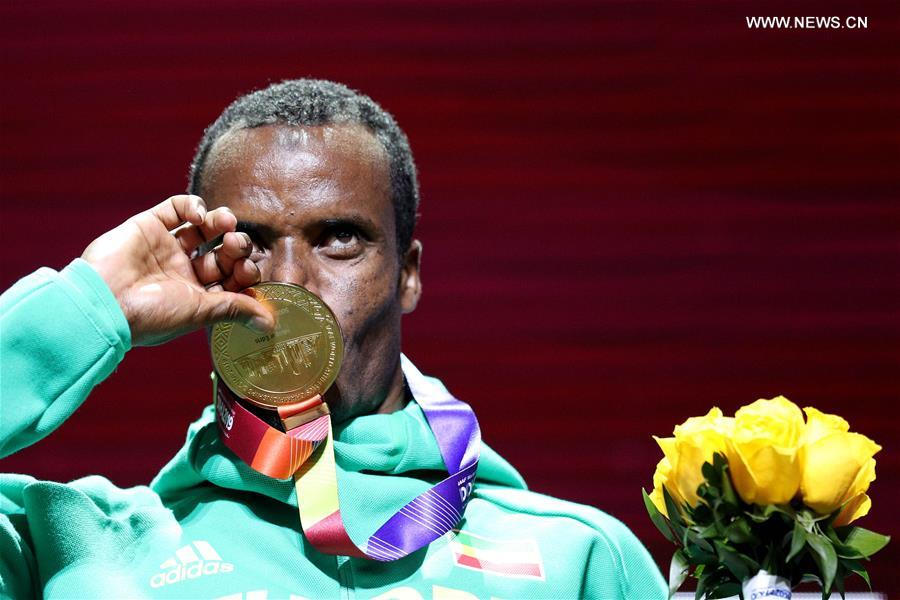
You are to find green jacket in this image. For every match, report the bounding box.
[0,259,666,599]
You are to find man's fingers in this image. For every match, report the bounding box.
[198,207,238,242]
[174,207,239,254]
[191,232,253,284]
[149,194,206,230]
[205,259,261,293]
[221,258,262,292]
[199,290,275,333]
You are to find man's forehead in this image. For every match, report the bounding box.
[205,122,387,175]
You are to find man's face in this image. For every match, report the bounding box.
[200,123,421,422]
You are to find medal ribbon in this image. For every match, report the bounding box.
[214,356,480,561]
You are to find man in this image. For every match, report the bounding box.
[0,79,665,599]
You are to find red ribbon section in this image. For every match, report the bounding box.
[215,381,327,480]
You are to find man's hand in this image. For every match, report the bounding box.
[82,194,275,346]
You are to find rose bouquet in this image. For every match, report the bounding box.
[644,396,889,599]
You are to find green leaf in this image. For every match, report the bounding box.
[668,550,689,598]
[686,528,715,553]
[698,483,719,502]
[824,527,860,559]
[850,567,872,590]
[748,503,794,523]
[662,486,687,541]
[714,540,757,582]
[833,568,845,600]
[709,582,741,599]
[713,451,728,470]
[840,558,871,591]
[796,508,818,532]
[643,489,676,543]
[842,527,891,558]
[701,460,717,485]
[718,461,739,506]
[770,503,796,518]
[697,564,740,600]
[746,511,771,524]
[806,533,838,593]
[831,541,866,560]
[697,524,719,539]
[692,504,714,525]
[786,518,808,562]
[694,571,708,600]
[724,518,755,545]
[799,572,823,586]
[684,544,718,565]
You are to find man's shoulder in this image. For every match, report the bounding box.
[471,483,639,545]
[469,441,655,568]
[458,485,665,598]
[2,473,172,528]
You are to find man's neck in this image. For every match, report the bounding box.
[374,364,410,415]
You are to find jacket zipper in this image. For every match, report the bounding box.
[336,554,355,599]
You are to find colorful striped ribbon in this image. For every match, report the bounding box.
[214,356,480,561]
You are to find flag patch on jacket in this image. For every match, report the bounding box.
[450,530,544,580]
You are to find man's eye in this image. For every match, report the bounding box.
[333,230,357,244]
[321,226,363,256]
[249,240,266,258]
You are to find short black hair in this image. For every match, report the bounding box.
[188,79,420,256]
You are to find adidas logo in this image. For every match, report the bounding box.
[149,540,234,588]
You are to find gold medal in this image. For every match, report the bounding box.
[211,283,343,408]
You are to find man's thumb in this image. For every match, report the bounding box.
[200,290,276,333]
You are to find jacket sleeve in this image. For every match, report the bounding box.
[583,513,668,599]
[0,259,131,458]
[1,474,39,600]
[0,261,131,598]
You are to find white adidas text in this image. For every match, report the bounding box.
[150,540,235,588]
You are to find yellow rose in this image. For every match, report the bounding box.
[727,396,804,505]
[654,407,733,509]
[800,407,881,525]
[648,456,674,517]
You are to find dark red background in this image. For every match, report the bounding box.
[2,1,898,595]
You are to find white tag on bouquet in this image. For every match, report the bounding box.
[742,569,791,600]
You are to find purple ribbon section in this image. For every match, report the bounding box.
[362,356,481,559]
[366,462,478,560]
[402,355,481,474]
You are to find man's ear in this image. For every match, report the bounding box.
[399,240,422,314]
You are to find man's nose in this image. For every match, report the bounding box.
[267,240,315,291]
